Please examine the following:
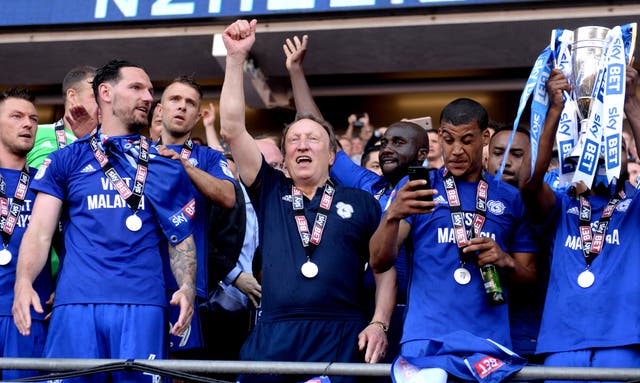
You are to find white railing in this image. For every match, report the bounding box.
[2,358,640,381]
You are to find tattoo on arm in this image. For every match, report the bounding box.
[169,235,197,295]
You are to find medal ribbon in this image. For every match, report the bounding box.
[0,168,30,247]
[292,180,335,262]
[89,133,149,214]
[53,119,68,150]
[157,135,194,160]
[578,192,624,268]
[442,170,488,265]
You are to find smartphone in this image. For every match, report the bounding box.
[354,113,365,128]
[402,116,433,131]
[407,166,432,201]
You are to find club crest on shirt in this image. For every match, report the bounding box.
[487,200,506,215]
[34,158,51,180]
[336,202,353,219]
[616,199,631,212]
[188,158,199,168]
[219,160,234,179]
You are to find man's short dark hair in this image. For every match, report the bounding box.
[62,65,96,101]
[387,120,429,150]
[92,59,142,104]
[282,113,338,154]
[147,99,160,126]
[440,98,489,131]
[0,88,35,105]
[167,74,203,102]
[361,144,381,167]
[490,124,530,146]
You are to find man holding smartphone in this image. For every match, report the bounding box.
[370,98,538,367]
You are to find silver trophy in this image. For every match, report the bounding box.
[569,26,610,159]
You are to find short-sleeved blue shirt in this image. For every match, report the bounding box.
[537,188,640,354]
[403,169,538,351]
[31,131,195,307]
[0,167,52,319]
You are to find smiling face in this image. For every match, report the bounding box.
[0,97,38,156]
[440,120,489,182]
[160,82,201,139]
[283,118,335,188]
[379,122,428,185]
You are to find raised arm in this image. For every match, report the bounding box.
[520,68,569,223]
[219,19,263,187]
[625,65,640,155]
[284,35,323,120]
[202,103,225,152]
[13,193,62,336]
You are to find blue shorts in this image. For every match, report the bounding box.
[45,304,167,383]
[544,346,640,383]
[0,315,47,380]
[239,317,365,383]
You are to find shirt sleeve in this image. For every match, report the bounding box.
[30,149,68,200]
[330,150,386,193]
[203,147,237,185]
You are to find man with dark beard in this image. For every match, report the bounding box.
[13,60,197,383]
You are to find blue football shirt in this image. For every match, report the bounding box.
[31,132,195,307]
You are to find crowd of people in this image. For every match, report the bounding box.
[1,17,640,383]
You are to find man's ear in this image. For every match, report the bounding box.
[417,148,429,161]
[98,83,111,104]
[66,88,77,104]
[482,128,491,146]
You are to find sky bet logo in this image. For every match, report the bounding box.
[606,63,624,95]
[578,138,599,175]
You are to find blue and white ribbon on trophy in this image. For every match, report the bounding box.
[495,46,552,181]
[602,26,626,185]
[574,24,634,187]
[551,28,578,188]
[501,23,636,189]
